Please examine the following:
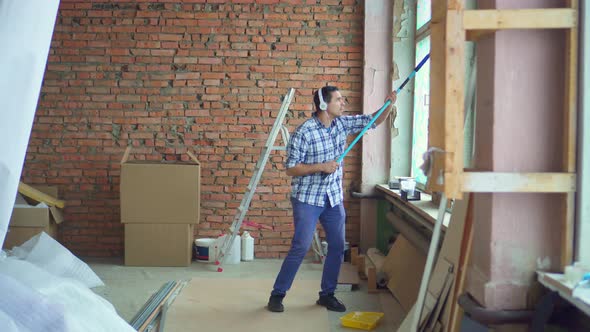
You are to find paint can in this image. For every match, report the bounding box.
[194,238,216,262]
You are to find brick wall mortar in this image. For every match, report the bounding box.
[24,0,366,258]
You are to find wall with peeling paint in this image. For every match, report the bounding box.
[467,0,567,311]
[360,0,394,250]
[390,0,416,179]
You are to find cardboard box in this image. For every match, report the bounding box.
[4,186,63,249]
[125,223,193,267]
[120,161,201,224]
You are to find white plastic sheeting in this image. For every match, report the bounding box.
[0,233,135,331]
[0,0,60,247]
[0,273,66,332]
[0,259,135,332]
[10,232,104,288]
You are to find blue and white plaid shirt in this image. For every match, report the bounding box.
[286,113,376,207]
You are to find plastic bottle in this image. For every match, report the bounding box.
[214,233,241,265]
[241,231,254,261]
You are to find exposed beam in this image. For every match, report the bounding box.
[463,9,577,30]
[444,9,466,199]
[461,172,577,193]
[561,0,579,269]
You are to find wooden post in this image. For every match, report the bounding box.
[426,0,447,193]
[562,0,579,269]
[444,4,466,200]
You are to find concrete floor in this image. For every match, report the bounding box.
[87,258,406,331]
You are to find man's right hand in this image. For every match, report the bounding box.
[321,161,339,174]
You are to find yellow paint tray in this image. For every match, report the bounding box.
[340,311,385,331]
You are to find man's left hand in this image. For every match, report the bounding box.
[385,91,397,105]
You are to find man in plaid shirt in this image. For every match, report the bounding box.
[268,86,397,313]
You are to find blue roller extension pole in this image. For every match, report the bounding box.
[336,53,430,163]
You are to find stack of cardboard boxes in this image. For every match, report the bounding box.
[120,153,201,267]
[3,186,63,249]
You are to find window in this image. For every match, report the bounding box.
[395,0,476,188]
[410,36,431,185]
[416,0,431,31]
[410,0,432,186]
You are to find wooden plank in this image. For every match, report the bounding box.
[448,194,474,332]
[461,172,577,193]
[338,262,360,287]
[425,197,469,329]
[385,235,427,311]
[562,0,579,270]
[350,246,359,266]
[138,282,181,332]
[18,182,65,209]
[423,269,454,331]
[444,9,466,199]
[357,254,367,279]
[463,9,577,30]
[364,258,378,294]
[426,13,446,193]
[425,0,448,193]
[366,247,386,273]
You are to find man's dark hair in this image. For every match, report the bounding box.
[313,86,339,112]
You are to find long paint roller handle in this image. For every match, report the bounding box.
[336,53,430,164]
[336,99,390,163]
[395,53,430,94]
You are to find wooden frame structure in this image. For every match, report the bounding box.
[423,1,579,331]
[428,1,579,267]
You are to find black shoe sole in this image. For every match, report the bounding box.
[316,300,346,312]
[267,305,284,313]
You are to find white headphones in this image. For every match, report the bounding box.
[318,87,327,111]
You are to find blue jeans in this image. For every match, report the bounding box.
[271,196,346,297]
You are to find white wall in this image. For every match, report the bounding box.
[0,0,60,247]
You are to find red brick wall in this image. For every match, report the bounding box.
[23,0,365,258]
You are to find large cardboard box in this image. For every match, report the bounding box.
[4,186,63,249]
[120,160,201,224]
[125,223,193,267]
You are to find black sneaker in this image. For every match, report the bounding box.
[316,294,346,312]
[267,294,285,312]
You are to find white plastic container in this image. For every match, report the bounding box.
[241,231,254,261]
[214,233,241,265]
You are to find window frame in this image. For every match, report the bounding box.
[409,1,432,189]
